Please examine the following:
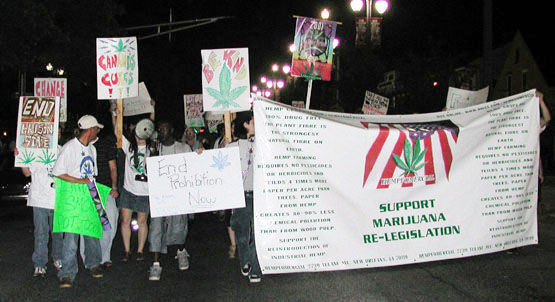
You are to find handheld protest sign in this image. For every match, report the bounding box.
[34,78,67,122]
[96,37,138,100]
[15,96,60,167]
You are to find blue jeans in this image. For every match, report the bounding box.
[32,207,63,268]
[80,194,119,263]
[58,233,101,281]
[231,192,261,276]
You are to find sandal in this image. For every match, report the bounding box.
[121,251,131,262]
[136,252,145,262]
[228,245,236,259]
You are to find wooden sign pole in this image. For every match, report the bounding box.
[116,98,123,148]
[224,110,232,143]
[305,79,313,109]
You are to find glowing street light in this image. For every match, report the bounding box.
[375,0,389,14]
[266,80,274,89]
[264,90,272,98]
[282,65,291,74]
[276,80,285,89]
[289,43,297,53]
[350,0,364,12]
[320,8,330,20]
[260,76,267,83]
[46,63,53,71]
[252,85,258,92]
[57,69,64,76]
[333,38,340,49]
[272,64,279,72]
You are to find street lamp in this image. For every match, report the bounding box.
[350,0,389,46]
[320,8,330,20]
[282,64,291,74]
[260,76,267,84]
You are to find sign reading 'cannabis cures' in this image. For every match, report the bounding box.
[253,90,539,274]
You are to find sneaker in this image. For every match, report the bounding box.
[59,277,72,288]
[175,249,189,270]
[33,267,46,277]
[249,274,261,283]
[149,262,162,281]
[241,263,251,276]
[90,265,103,278]
[53,260,62,271]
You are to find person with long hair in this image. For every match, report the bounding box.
[111,102,155,262]
[227,111,261,283]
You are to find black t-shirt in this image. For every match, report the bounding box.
[94,135,117,187]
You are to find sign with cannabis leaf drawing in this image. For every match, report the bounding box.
[392,138,427,178]
[201,48,250,112]
[96,37,138,100]
[15,96,60,168]
[291,17,337,81]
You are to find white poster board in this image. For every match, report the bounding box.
[201,48,250,112]
[445,87,489,110]
[15,96,60,168]
[254,90,539,274]
[123,82,153,116]
[184,94,205,127]
[204,111,224,134]
[96,37,139,100]
[362,91,389,115]
[147,147,245,217]
[34,78,67,122]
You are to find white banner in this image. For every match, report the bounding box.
[445,86,489,110]
[34,78,67,122]
[362,91,389,115]
[201,48,250,112]
[96,37,138,100]
[123,82,153,116]
[253,90,539,274]
[146,147,245,218]
[15,97,60,168]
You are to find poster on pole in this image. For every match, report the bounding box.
[15,96,60,168]
[146,147,245,218]
[34,78,67,122]
[445,87,489,110]
[253,90,539,274]
[122,82,153,116]
[184,94,205,127]
[96,37,139,100]
[205,111,224,133]
[291,17,337,81]
[355,17,367,47]
[201,48,250,112]
[362,91,389,115]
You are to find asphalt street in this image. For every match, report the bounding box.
[1,179,554,301]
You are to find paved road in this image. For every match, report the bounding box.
[1,189,554,301]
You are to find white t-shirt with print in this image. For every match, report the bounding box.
[53,137,97,179]
[122,136,149,196]
[159,141,191,156]
[27,145,62,209]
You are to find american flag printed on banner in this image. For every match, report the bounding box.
[361,121,459,189]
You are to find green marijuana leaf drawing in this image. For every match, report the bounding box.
[392,138,427,176]
[37,149,56,165]
[206,65,247,109]
[17,149,36,165]
[299,62,323,80]
[112,39,127,52]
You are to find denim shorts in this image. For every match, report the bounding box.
[118,188,150,214]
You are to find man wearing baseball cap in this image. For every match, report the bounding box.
[52,115,104,288]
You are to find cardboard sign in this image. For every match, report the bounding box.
[184,94,205,127]
[204,111,224,133]
[147,147,245,217]
[291,17,337,81]
[201,48,250,112]
[362,91,389,115]
[445,87,489,110]
[96,37,139,100]
[254,90,539,274]
[15,96,60,168]
[34,78,67,122]
[123,82,153,116]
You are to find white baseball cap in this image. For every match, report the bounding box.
[78,115,104,130]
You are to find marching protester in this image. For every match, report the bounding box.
[182,126,201,151]
[213,122,237,259]
[226,111,261,283]
[79,110,119,268]
[112,101,156,263]
[15,135,63,278]
[148,119,192,281]
[52,115,104,288]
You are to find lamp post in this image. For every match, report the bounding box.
[350,0,389,46]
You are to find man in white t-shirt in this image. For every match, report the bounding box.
[148,120,192,281]
[52,115,103,288]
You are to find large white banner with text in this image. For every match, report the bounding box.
[147,147,245,217]
[253,90,539,274]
